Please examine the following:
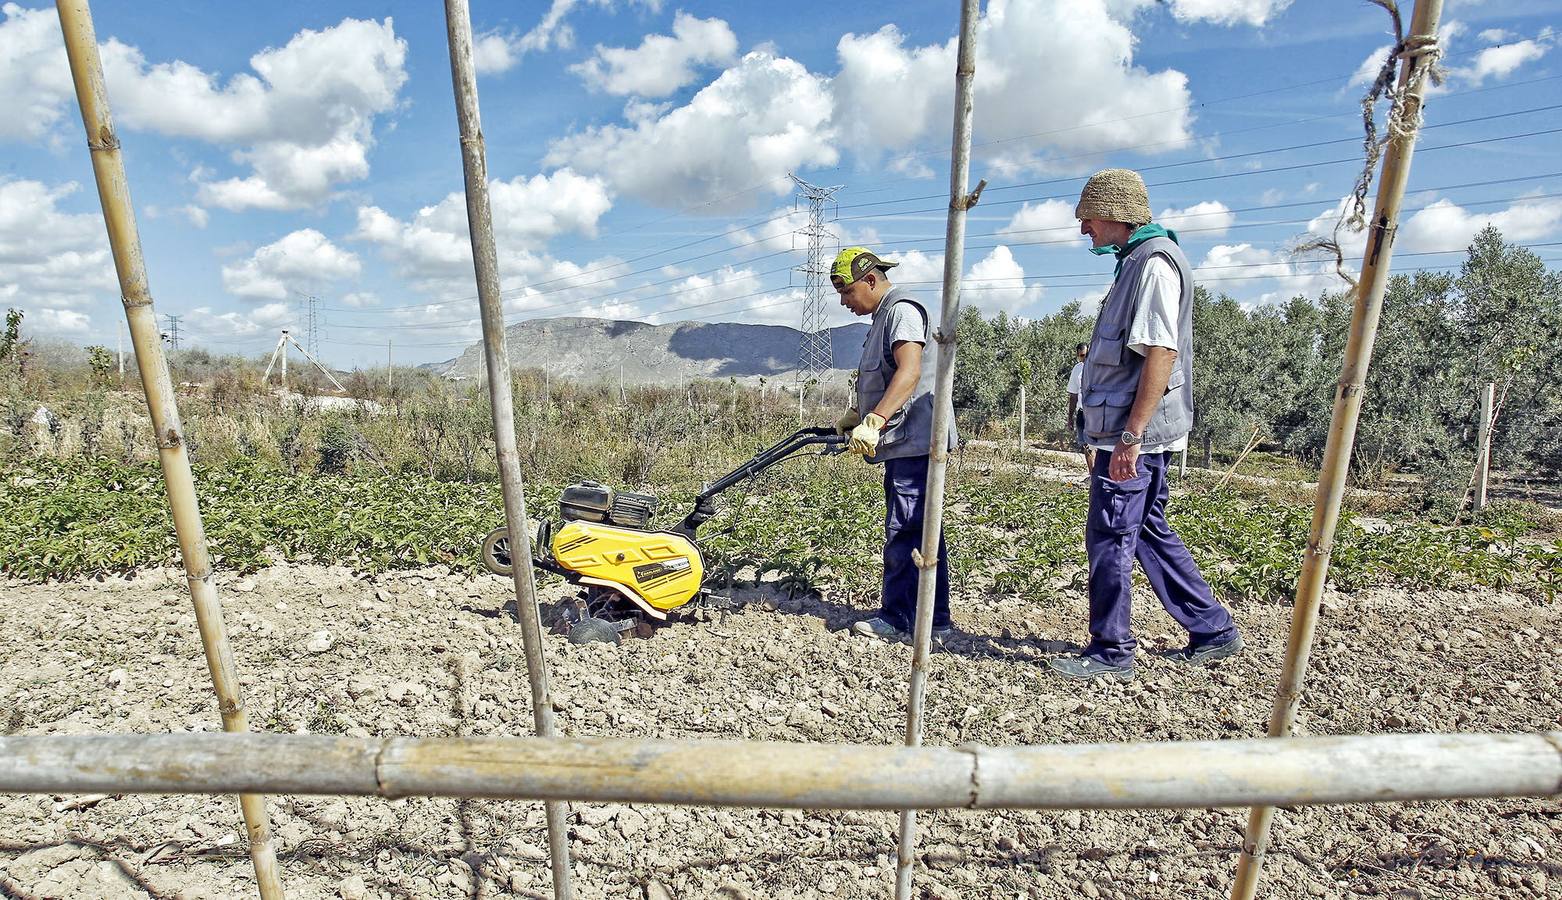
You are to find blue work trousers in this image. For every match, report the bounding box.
[879,455,950,632]
[1085,450,1236,667]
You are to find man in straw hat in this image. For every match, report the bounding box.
[1049,169,1243,681]
[830,247,959,643]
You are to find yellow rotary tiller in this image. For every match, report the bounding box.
[480,427,845,644]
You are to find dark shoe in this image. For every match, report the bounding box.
[1047,654,1134,681]
[1177,634,1244,665]
[851,616,907,641]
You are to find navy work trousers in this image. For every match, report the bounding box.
[879,454,950,632]
[1085,449,1236,667]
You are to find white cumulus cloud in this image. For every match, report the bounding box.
[998,199,1084,247]
[1461,33,1552,84]
[352,171,618,305]
[1158,200,1235,237]
[966,245,1042,313]
[1195,243,1336,305]
[831,0,1194,175]
[546,50,837,210]
[1,15,410,210]
[572,12,737,97]
[468,0,665,73]
[0,179,117,331]
[1307,192,1562,258]
[0,3,75,141]
[1398,195,1562,251]
[1161,0,1293,27]
[222,229,361,300]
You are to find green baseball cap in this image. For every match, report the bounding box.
[830,246,898,286]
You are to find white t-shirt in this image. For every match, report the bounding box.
[1067,361,1083,396]
[1089,255,1189,454]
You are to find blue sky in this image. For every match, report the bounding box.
[2,0,1560,369]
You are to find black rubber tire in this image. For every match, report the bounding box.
[567,617,622,646]
[480,526,513,577]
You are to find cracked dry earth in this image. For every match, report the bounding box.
[1,561,1559,900]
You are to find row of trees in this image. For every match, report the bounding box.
[952,227,1562,515]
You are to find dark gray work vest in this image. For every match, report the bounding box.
[854,288,958,463]
[1079,237,1195,446]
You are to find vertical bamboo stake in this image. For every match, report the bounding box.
[1017,382,1026,450]
[52,2,286,897]
[895,1,981,897]
[1473,381,1494,511]
[440,2,573,896]
[1230,2,1443,897]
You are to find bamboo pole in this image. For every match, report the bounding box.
[440,2,572,896]
[52,3,285,897]
[896,1,981,896]
[1017,382,1026,450]
[1230,2,1444,897]
[1473,381,1495,511]
[3,732,1559,810]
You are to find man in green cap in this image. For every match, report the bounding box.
[1049,168,1242,681]
[830,247,959,642]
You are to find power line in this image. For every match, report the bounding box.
[308,181,1562,334]
[184,95,1562,353]
[327,105,1562,320]
[320,80,1562,318]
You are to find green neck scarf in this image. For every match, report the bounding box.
[1089,223,1178,276]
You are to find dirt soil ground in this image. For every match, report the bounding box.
[2,561,1559,900]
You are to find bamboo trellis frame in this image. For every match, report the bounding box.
[32,2,1541,900]
[3,732,1559,809]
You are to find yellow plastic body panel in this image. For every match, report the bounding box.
[550,521,704,613]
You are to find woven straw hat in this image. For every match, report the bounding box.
[1074,168,1151,225]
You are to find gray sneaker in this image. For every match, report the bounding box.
[1047,654,1134,681]
[1177,634,1245,666]
[851,617,906,641]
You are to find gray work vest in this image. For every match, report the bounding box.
[854,288,958,463]
[1079,236,1195,446]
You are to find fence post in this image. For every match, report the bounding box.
[53,2,285,896]
[1230,1,1444,896]
[441,2,573,896]
[896,0,981,897]
[1474,381,1495,511]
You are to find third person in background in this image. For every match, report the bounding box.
[1066,341,1095,474]
[1049,169,1243,682]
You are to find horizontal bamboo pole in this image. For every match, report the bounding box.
[3,732,1559,810]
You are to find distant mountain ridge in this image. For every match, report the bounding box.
[433,317,870,385]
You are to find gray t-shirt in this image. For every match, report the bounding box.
[879,298,928,356]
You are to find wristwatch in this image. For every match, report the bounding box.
[1120,430,1143,446]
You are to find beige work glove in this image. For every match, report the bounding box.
[835,408,862,435]
[848,412,887,456]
